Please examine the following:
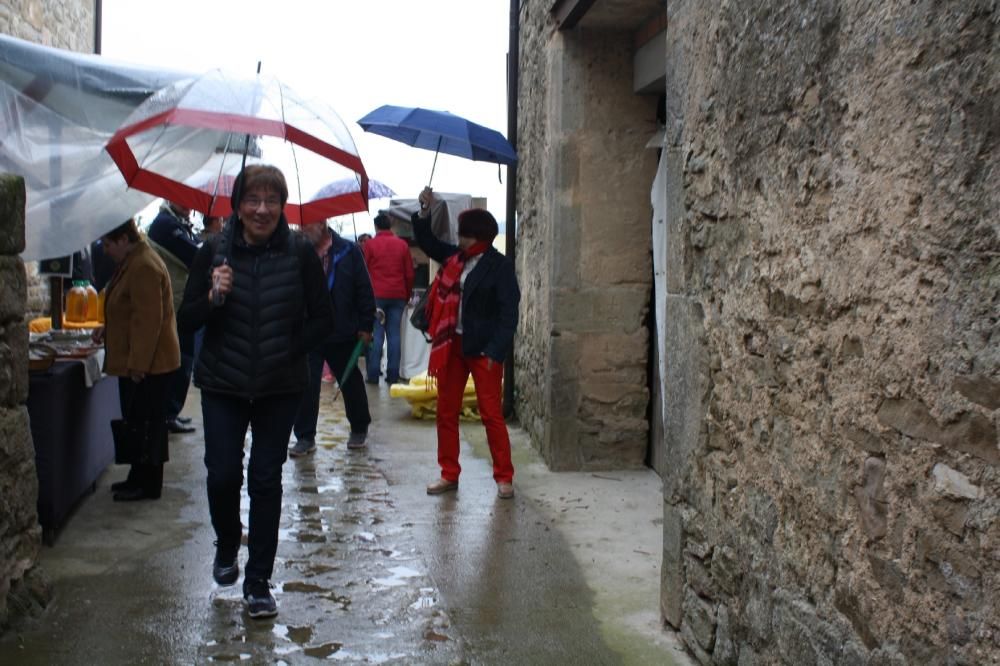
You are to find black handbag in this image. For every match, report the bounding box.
[111,419,169,465]
[409,288,432,342]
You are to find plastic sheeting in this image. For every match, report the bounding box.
[0,34,192,260]
[651,142,668,435]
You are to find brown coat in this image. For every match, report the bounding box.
[103,238,181,377]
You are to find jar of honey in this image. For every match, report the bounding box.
[65,281,88,323]
[84,282,99,322]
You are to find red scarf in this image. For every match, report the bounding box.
[426,242,491,379]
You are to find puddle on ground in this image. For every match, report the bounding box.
[301,563,339,576]
[208,653,252,662]
[317,479,345,493]
[273,623,314,645]
[282,581,327,594]
[293,532,327,543]
[303,642,343,658]
[322,592,352,609]
[409,588,438,610]
[371,566,421,588]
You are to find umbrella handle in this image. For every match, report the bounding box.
[427,136,442,187]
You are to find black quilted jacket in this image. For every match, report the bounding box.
[177,216,334,398]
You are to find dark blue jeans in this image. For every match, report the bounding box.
[202,389,302,582]
[368,298,405,383]
[294,339,372,441]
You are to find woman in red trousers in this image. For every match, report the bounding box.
[412,187,521,499]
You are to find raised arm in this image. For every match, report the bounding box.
[411,187,458,264]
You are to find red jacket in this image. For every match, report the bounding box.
[362,229,414,300]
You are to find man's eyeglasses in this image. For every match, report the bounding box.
[242,197,282,210]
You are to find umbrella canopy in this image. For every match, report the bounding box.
[358,105,516,184]
[106,69,370,225]
[313,177,395,201]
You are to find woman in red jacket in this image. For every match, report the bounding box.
[412,188,520,499]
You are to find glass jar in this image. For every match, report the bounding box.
[84,282,99,322]
[65,281,88,323]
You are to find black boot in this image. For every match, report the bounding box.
[110,466,138,492]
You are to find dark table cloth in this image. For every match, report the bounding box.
[27,359,118,544]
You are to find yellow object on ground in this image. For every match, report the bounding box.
[29,317,101,333]
[389,373,482,420]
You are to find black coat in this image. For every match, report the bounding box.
[177,217,334,398]
[324,231,376,343]
[412,212,520,363]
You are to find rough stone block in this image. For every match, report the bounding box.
[876,398,940,441]
[878,398,998,465]
[952,374,1000,410]
[867,555,906,604]
[684,554,718,601]
[683,587,717,652]
[931,498,968,537]
[843,426,884,454]
[661,501,684,628]
[0,174,26,255]
[0,324,28,407]
[736,645,761,666]
[941,412,998,466]
[931,463,982,500]
[854,456,888,540]
[713,604,738,666]
[711,545,742,596]
[744,578,772,647]
[868,646,907,666]
[839,642,869,666]
[0,257,27,324]
[0,406,32,467]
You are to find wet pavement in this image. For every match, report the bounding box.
[0,380,691,665]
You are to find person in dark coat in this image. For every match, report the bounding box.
[147,200,200,434]
[177,165,334,619]
[412,187,520,500]
[289,222,376,457]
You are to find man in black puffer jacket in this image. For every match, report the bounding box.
[178,165,334,619]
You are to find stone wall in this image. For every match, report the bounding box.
[0,175,43,630]
[660,1,999,664]
[0,0,95,52]
[516,3,658,470]
[0,0,94,631]
[1,0,98,318]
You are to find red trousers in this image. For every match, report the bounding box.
[435,336,513,484]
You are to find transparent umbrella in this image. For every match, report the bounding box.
[106,68,370,224]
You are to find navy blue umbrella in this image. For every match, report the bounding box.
[358,105,517,185]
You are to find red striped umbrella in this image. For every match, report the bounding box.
[106,69,369,225]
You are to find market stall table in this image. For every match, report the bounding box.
[27,351,119,545]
